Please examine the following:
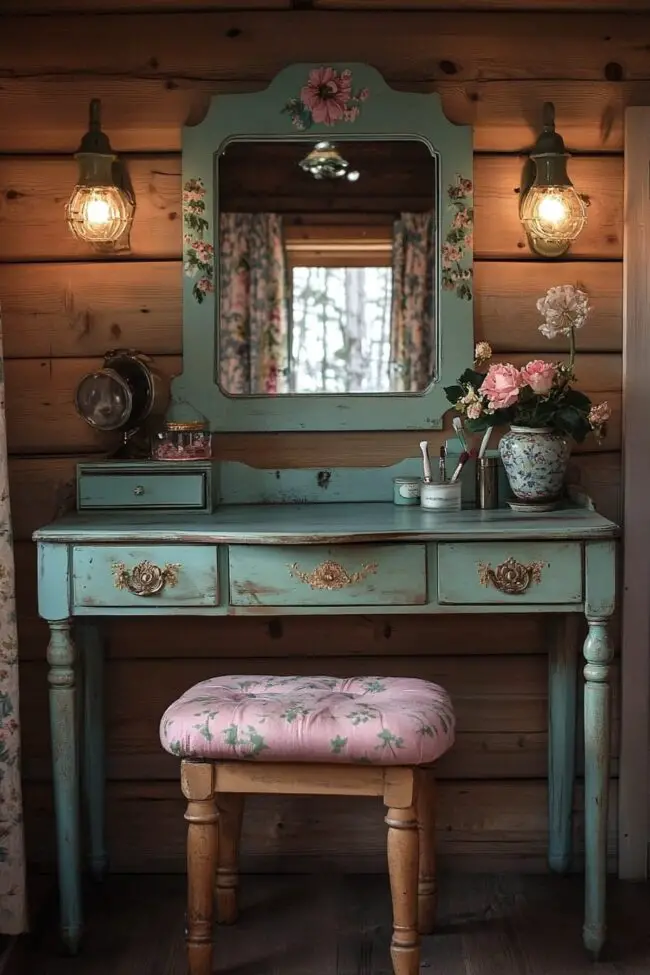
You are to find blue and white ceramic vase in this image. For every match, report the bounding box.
[499,426,570,503]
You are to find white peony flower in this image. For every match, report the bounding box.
[536,284,591,338]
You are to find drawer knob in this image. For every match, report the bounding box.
[288,558,377,591]
[112,559,180,596]
[477,557,546,596]
[133,485,145,496]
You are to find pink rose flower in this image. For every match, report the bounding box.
[442,242,462,265]
[520,359,557,395]
[479,363,523,410]
[196,276,214,294]
[301,67,352,125]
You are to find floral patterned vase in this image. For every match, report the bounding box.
[499,426,570,503]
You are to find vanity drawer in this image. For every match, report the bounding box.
[77,462,213,511]
[437,542,582,605]
[229,543,427,607]
[72,545,219,608]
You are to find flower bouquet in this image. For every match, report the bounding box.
[444,285,611,503]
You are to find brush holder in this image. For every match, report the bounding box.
[420,480,462,512]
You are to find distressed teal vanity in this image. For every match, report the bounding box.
[34,65,618,961]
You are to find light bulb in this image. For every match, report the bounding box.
[66,183,134,244]
[520,184,586,243]
[86,194,112,227]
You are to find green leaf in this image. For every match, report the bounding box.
[553,406,590,443]
[562,388,592,411]
[458,368,485,387]
[444,384,464,404]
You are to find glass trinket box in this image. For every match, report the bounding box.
[152,420,212,461]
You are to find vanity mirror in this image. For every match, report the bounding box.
[171,63,473,431]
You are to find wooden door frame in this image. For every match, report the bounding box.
[619,107,650,879]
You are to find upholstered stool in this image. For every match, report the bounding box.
[160,675,455,975]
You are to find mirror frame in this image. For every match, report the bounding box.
[172,63,473,432]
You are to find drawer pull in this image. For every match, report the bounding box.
[289,558,377,591]
[477,557,546,596]
[112,559,180,596]
[133,485,145,496]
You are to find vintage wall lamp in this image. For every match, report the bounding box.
[519,102,587,258]
[65,99,135,250]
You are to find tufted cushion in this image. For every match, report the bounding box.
[159,675,455,765]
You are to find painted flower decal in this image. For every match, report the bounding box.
[283,66,369,130]
[182,177,214,304]
[442,174,473,301]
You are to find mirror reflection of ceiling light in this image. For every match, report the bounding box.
[299,142,360,182]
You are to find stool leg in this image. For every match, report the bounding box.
[385,803,420,975]
[182,761,218,975]
[216,793,244,924]
[417,769,437,935]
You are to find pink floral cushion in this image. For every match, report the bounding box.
[159,675,455,765]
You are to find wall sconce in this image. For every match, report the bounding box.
[65,99,135,249]
[519,102,587,258]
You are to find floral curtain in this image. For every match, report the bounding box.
[389,211,436,392]
[0,306,27,935]
[219,213,290,395]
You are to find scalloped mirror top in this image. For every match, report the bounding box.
[173,63,473,432]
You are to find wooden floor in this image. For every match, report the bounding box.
[9,872,650,974]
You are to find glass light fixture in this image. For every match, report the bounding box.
[299,141,360,182]
[519,102,587,258]
[65,99,135,249]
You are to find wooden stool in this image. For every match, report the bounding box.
[160,675,455,975]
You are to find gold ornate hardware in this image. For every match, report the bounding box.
[288,559,378,591]
[112,559,180,596]
[477,557,546,595]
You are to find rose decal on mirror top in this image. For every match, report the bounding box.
[283,66,370,129]
[183,177,214,304]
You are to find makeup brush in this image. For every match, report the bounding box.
[452,416,469,453]
[419,440,433,483]
[450,450,470,484]
[478,426,492,460]
[439,445,447,483]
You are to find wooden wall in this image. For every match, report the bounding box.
[0,0,631,875]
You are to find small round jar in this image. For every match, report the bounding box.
[152,420,211,461]
[392,476,422,505]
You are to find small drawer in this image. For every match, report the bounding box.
[77,462,213,511]
[437,541,582,605]
[229,543,427,607]
[73,545,219,608]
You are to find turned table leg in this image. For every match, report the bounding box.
[385,802,420,975]
[548,615,579,874]
[582,615,614,960]
[216,792,244,924]
[78,620,108,882]
[416,769,437,935]
[182,761,219,975]
[47,619,82,955]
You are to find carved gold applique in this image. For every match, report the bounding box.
[288,559,378,591]
[112,560,180,596]
[477,557,546,596]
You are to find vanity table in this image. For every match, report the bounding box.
[35,491,617,959]
[33,63,619,961]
